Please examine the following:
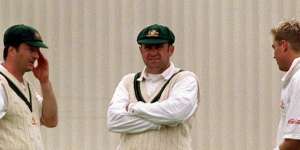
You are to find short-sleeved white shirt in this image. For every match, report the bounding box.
[275,57,300,149]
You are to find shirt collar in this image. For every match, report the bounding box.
[0,63,27,87]
[137,62,179,81]
[281,57,300,82]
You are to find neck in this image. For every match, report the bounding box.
[2,63,24,82]
[293,53,300,59]
[288,52,300,68]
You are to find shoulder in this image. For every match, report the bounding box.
[0,74,6,81]
[291,68,300,81]
[178,70,197,76]
[121,73,137,81]
[176,70,199,81]
[170,70,200,87]
[0,75,9,86]
[118,73,139,87]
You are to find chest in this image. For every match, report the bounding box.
[4,86,41,126]
[127,78,178,103]
[280,78,298,113]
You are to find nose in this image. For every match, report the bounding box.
[148,48,159,55]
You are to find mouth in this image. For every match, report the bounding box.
[148,59,160,62]
[148,57,160,60]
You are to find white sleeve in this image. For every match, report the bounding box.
[273,146,279,150]
[128,75,199,125]
[0,83,8,119]
[283,77,300,140]
[107,76,160,134]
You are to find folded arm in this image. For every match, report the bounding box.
[107,77,160,133]
[128,75,199,126]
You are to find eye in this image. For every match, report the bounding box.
[157,45,163,49]
[143,45,151,50]
[29,47,39,53]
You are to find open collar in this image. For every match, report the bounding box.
[137,62,180,81]
[282,57,300,83]
[0,64,28,94]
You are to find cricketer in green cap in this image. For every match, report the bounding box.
[4,24,48,49]
[0,24,58,149]
[137,24,175,45]
[0,25,58,150]
[108,23,199,150]
[136,24,176,74]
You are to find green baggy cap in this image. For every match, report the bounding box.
[3,24,48,48]
[137,24,175,45]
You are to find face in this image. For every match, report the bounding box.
[12,43,40,73]
[139,43,174,74]
[272,40,290,71]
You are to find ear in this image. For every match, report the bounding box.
[7,46,17,56]
[169,45,175,55]
[282,40,289,52]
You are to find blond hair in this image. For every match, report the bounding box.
[271,19,300,52]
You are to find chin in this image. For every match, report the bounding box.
[25,67,33,72]
[279,66,289,72]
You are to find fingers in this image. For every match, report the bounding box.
[38,51,45,62]
[37,51,49,67]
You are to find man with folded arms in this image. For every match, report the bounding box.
[107,24,199,150]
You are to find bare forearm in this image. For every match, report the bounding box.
[41,81,58,127]
[279,139,300,150]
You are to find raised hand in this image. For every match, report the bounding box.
[32,51,49,84]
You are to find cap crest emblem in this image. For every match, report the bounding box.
[34,32,42,40]
[146,30,159,37]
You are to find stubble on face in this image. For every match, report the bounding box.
[272,40,293,72]
[15,43,40,73]
[140,43,173,74]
